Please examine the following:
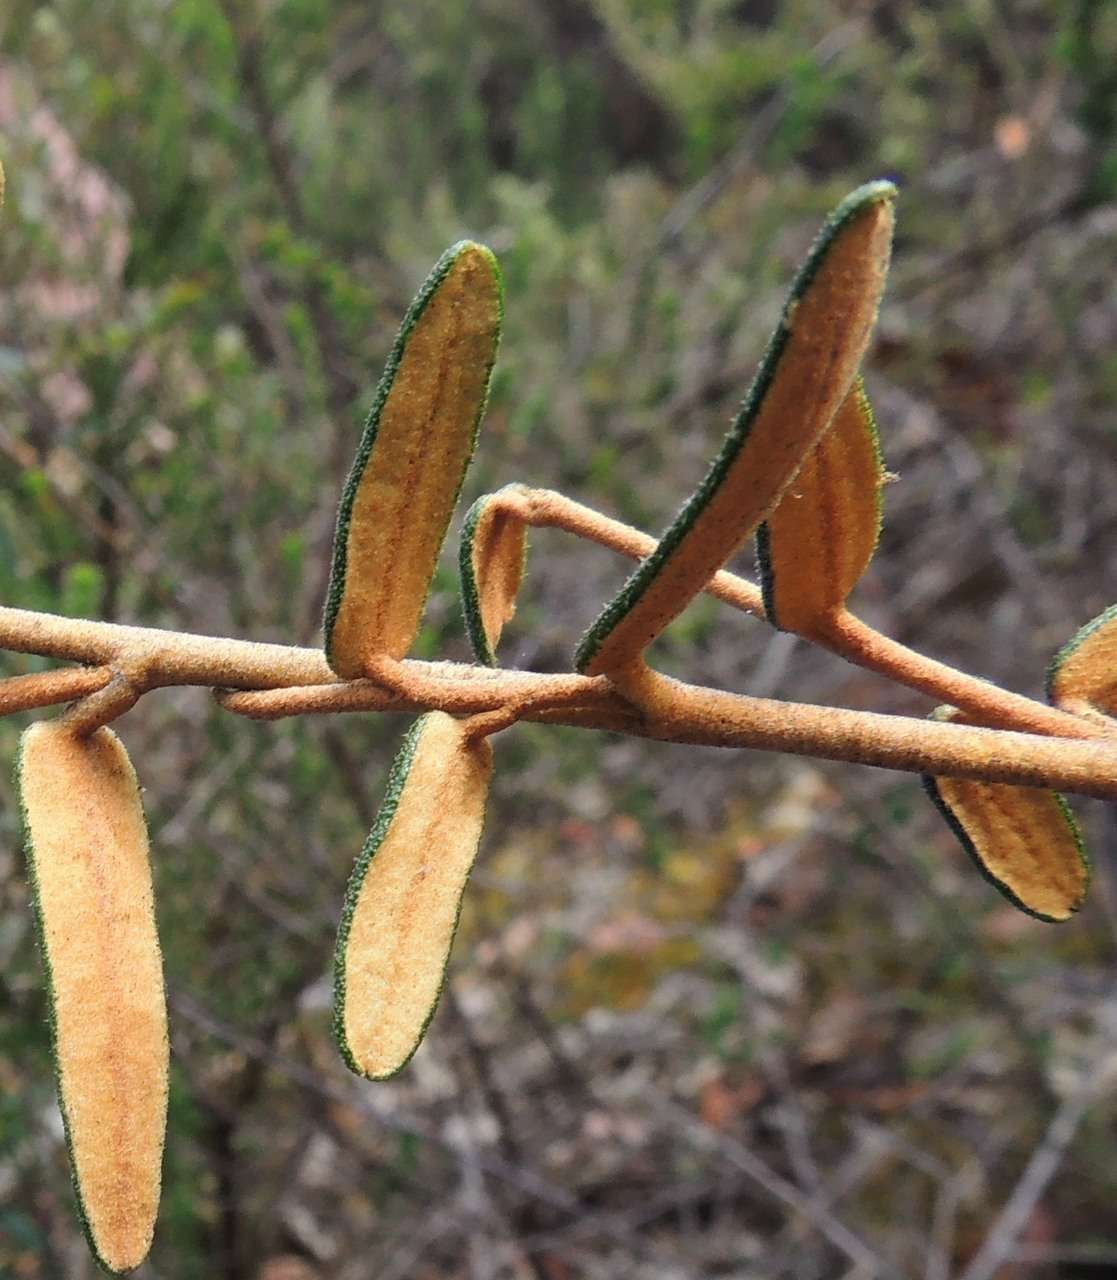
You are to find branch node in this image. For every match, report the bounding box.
[62,670,143,737]
[461,704,523,743]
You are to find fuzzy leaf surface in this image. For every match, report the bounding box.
[1046,604,1117,716]
[459,488,528,665]
[922,710,1088,922]
[575,180,896,676]
[757,377,883,632]
[324,242,503,676]
[18,722,168,1275]
[334,712,493,1079]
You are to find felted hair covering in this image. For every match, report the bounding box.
[19,720,168,1274]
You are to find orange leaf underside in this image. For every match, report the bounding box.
[577,183,895,676]
[19,722,167,1274]
[1047,605,1117,716]
[925,774,1088,921]
[328,246,501,675]
[460,489,528,664]
[336,713,494,1079]
[477,509,526,645]
[759,377,882,632]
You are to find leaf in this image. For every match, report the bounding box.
[18,722,168,1275]
[334,712,493,1079]
[574,180,896,676]
[324,242,503,677]
[756,376,884,633]
[459,488,528,665]
[1046,604,1117,716]
[922,709,1089,922]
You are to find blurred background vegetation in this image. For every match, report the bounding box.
[2,1,1117,1276]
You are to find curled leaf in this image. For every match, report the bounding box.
[757,376,884,633]
[324,242,503,677]
[575,180,896,676]
[334,712,493,1079]
[922,709,1089,922]
[18,722,168,1274]
[459,487,528,665]
[1046,604,1117,717]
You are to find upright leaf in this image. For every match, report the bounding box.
[18,722,168,1275]
[757,377,884,633]
[575,180,896,676]
[922,710,1089,921]
[324,242,503,677]
[1046,604,1117,716]
[459,487,528,665]
[334,712,493,1079]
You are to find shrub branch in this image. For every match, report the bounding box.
[0,587,1115,795]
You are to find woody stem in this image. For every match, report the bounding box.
[493,488,1098,742]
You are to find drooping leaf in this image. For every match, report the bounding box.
[922,707,1089,921]
[324,242,503,677]
[757,376,884,633]
[334,712,493,1079]
[1046,604,1117,716]
[18,722,168,1275]
[459,487,528,666]
[575,180,896,676]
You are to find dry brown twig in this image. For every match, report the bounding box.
[8,173,1117,1272]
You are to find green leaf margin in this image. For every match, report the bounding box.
[16,726,164,1276]
[920,773,1089,924]
[322,241,504,670]
[1045,603,1117,703]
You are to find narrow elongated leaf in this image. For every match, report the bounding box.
[18,722,168,1275]
[575,180,896,676]
[1046,604,1117,716]
[757,376,884,632]
[459,488,528,665]
[324,242,503,677]
[922,708,1089,921]
[334,712,493,1079]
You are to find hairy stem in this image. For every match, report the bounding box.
[818,609,1104,739]
[612,662,1117,799]
[0,605,333,688]
[1,601,1115,796]
[494,489,1099,743]
[0,665,112,714]
[61,672,140,737]
[497,485,765,616]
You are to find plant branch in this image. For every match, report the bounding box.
[1,604,1116,795]
[491,487,1100,742]
[61,672,141,738]
[0,664,112,714]
[818,609,1104,739]
[609,662,1117,799]
[494,484,765,616]
[0,605,334,688]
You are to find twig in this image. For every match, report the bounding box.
[492,484,764,617]
[59,671,140,737]
[0,665,111,714]
[956,1063,1102,1280]
[1,602,1116,793]
[169,989,669,1266]
[495,487,1103,740]
[0,468,1113,793]
[657,1095,904,1279]
[819,610,1103,740]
